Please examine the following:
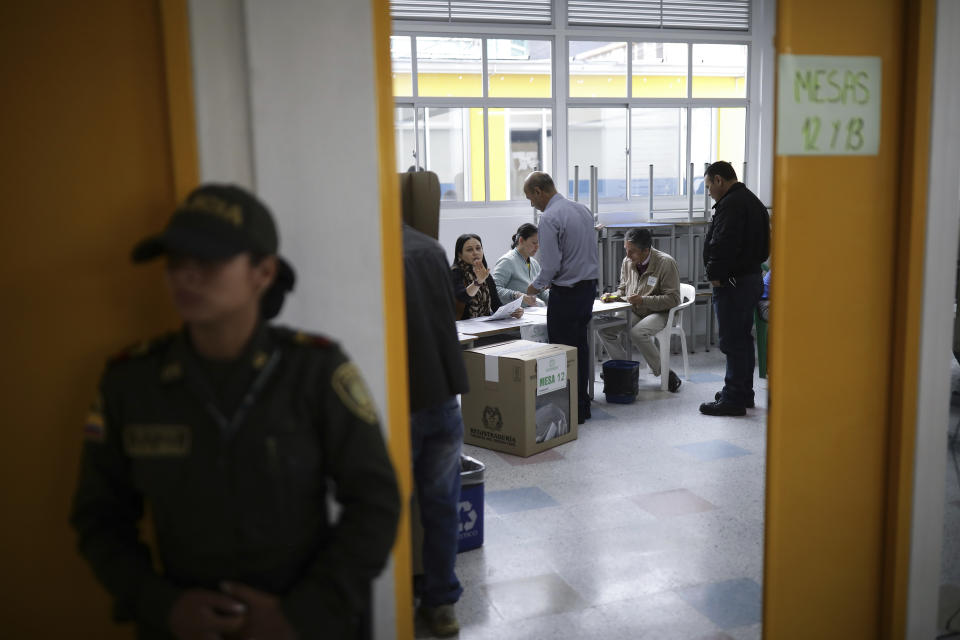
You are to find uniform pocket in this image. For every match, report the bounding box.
[262,429,322,509]
[124,424,190,500]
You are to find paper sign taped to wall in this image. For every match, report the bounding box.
[537,353,567,396]
[776,54,881,156]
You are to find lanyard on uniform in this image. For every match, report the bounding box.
[201,350,282,441]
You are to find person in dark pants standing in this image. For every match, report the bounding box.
[524,172,600,424]
[402,223,470,637]
[699,161,771,416]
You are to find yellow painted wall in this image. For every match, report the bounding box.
[490,73,552,98]
[418,72,483,97]
[0,1,192,636]
[395,72,745,100]
[764,0,933,637]
[632,75,687,98]
[569,73,628,98]
[371,1,415,637]
[883,0,936,635]
[488,109,508,201]
[469,107,485,201]
[717,108,746,171]
[692,76,746,99]
[395,72,744,201]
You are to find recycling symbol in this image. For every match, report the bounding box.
[459,500,477,533]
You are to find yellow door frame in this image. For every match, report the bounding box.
[370,1,415,638]
[166,0,942,637]
[765,0,936,638]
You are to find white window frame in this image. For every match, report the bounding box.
[391,0,757,209]
[566,38,750,208]
[393,31,555,205]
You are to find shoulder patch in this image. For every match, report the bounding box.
[331,362,378,425]
[290,330,332,349]
[83,395,106,443]
[107,333,175,366]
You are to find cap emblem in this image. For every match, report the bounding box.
[185,194,243,226]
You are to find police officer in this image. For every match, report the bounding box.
[70,184,400,639]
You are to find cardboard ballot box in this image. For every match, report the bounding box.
[461,340,578,457]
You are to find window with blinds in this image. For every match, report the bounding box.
[390,1,552,24]
[567,1,750,31]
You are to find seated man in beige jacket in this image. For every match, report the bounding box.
[599,227,683,392]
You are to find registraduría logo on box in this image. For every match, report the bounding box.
[481,406,503,431]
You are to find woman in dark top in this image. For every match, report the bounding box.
[450,233,523,320]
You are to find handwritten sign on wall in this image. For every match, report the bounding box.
[777,55,881,156]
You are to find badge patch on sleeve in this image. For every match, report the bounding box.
[331,362,378,425]
[83,396,106,442]
[123,424,192,457]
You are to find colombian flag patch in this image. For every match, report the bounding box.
[83,397,105,442]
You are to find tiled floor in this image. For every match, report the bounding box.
[416,348,767,639]
[938,362,960,633]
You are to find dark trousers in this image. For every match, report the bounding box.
[547,279,597,418]
[410,396,464,607]
[713,272,763,407]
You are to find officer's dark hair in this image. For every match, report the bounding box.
[250,253,296,320]
[511,223,538,249]
[624,228,652,250]
[453,233,488,269]
[523,172,555,194]
[705,161,738,182]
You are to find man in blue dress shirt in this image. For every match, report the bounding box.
[524,172,600,424]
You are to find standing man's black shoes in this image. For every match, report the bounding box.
[699,400,746,416]
[668,370,682,393]
[714,391,754,408]
[578,405,591,424]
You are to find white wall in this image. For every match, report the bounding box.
[188,0,254,189]
[749,0,776,205]
[188,1,398,638]
[906,0,960,634]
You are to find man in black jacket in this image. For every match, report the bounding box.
[403,223,470,637]
[699,161,770,416]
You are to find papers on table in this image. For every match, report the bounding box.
[483,294,523,321]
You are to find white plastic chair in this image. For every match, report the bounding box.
[656,283,695,391]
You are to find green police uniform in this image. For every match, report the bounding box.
[70,323,400,639]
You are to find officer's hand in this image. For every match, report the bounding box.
[627,294,643,305]
[168,589,246,640]
[511,308,524,319]
[522,294,538,306]
[221,582,298,640]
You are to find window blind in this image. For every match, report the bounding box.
[567,1,750,31]
[390,0,552,24]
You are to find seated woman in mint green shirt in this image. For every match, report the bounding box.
[492,223,550,307]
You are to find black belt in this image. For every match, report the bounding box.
[552,279,597,290]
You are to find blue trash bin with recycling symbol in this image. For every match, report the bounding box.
[457,455,485,553]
